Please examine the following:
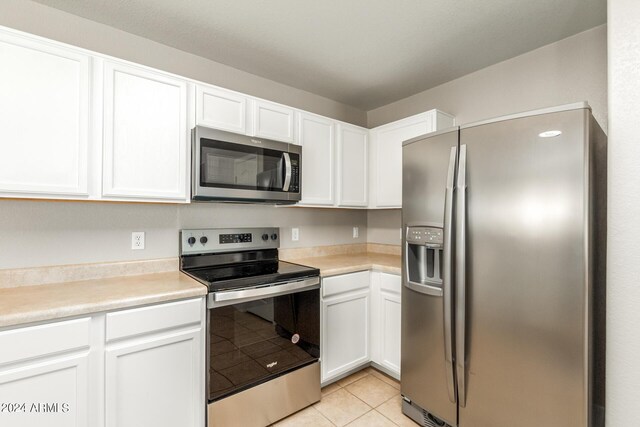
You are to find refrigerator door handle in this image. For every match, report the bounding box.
[456,144,468,407]
[443,145,457,404]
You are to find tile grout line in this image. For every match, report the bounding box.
[318,372,374,426]
[319,368,405,426]
[311,405,338,427]
[340,372,403,426]
[341,373,374,408]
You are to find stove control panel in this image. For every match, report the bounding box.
[180,227,280,255]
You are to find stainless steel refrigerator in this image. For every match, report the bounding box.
[400,103,606,427]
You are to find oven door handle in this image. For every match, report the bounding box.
[208,276,320,308]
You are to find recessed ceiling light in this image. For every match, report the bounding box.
[538,130,562,138]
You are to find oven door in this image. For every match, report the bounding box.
[207,278,320,403]
[193,126,301,203]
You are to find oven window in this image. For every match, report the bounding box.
[208,288,319,402]
[200,138,286,191]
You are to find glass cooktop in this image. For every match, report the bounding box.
[184,260,319,292]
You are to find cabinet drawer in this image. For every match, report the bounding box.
[0,317,90,365]
[322,271,370,298]
[106,298,202,342]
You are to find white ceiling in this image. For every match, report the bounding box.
[31,0,606,111]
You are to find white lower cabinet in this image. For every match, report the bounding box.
[321,271,401,384]
[0,298,205,427]
[0,318,92,427]
[105,329,202,427]
[321,271,370,383]
[371,273,402,377]
[104,298,204,427]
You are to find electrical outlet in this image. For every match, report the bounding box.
[131,231,145,250]
[353,226,359,238]
[291,228,299,241]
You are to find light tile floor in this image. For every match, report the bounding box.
[273,367,419,427]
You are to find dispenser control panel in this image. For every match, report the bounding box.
[406,226,443,246]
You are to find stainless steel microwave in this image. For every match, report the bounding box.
[192,126,301,204]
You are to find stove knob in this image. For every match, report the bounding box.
[271,233,278,240]
[262,233,269,241]
[187,236,196,246]
[200,236,208,245]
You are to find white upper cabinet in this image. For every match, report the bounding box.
[0,30,90,199]
[369,110,454,208]
[297,112,335,206]
[251,99,296,143]
[101,61,189,202]
[337,124,368,207]
[195,84,248,134]
[0,27,456,208]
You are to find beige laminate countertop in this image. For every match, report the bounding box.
[284,252,401,277]
[0,272,207,329]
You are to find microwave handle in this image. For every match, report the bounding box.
[282,153,292,191]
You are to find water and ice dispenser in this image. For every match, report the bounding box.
[405,226,444,288]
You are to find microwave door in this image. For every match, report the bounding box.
[256,155,285,190]
[192,126,299,203]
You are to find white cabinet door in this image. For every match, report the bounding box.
[321,271,370,383]
[298,112,335,206]
[0,318,92,427]
[322,291,370,383]
[337,124,368,207]
[377,273,401,376]
[102,61,189,201]
[370,110,454,208]
[0,30,90,198]
[251,99,295,143]
[196,84,248,133]
[105,328,202,427]
[0,353,90,427]
[104,298,204,427]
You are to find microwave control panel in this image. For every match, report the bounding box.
[289,158,300,193]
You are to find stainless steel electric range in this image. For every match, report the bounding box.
[180,228,321,427]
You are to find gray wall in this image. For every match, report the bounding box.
[606,0,640,423]
[0,200,366,269]
[368,25,607,130]
[0,0,367,127]
[366,209,402,245]
[367,24,607,246]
